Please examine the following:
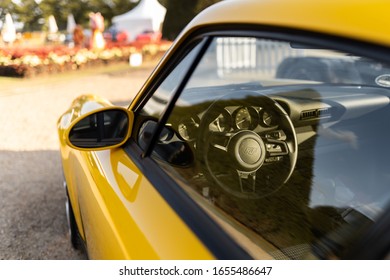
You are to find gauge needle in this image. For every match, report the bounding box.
[236,118,248,125]
[191,117,199,127]
[216,119,222,132]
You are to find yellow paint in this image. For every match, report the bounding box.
[58,94,214,259]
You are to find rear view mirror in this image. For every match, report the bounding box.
[66,107,132,150]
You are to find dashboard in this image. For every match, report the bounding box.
[173,84,390,145]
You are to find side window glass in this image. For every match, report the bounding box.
[137,42,202,152]
[147,36,390,259]
[139,43,202,119]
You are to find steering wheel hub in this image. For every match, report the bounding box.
[229,131,266,172]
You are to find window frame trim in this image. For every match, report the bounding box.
[142,36,213,158]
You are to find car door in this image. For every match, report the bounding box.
[129,30,390,259]
[67,37,250,259]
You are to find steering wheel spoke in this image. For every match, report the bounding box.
[209,131,233,152]
[237,170,257,193]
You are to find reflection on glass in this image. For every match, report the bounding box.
[142,35,390,259]
[69,109,129,148]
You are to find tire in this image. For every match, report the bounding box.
[64,182,83,250]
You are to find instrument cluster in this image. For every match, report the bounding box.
[177,106,279,141]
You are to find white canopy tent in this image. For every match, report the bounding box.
[48,15,58,33]
[67,14,76,34]
[1,13,16,44]
[112,0,166,42]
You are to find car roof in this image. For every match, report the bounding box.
[179,0,390,47]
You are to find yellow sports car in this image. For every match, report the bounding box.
[58,0,390,259]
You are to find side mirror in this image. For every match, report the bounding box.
[66,107,133,150]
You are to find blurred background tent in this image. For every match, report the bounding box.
[1,13,16,45]
[48,15,58,34]
[46,14,59,42]
[66,14,76,34]
[112,0,166,42]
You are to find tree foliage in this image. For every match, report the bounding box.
[195,0,223,13]
[162,0,222,40]
[2,0,137,32]
[13,0,43,32]
[0,0,16,22]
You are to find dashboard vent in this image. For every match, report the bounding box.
[300,108,332,120]
[301,110,317,119]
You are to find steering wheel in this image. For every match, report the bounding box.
[197,91,298,199]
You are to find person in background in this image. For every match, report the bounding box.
[89,12,106,50]
[73,25,85,48]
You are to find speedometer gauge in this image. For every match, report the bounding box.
[177,116,200,141]
[233,107,258,130]
[261,110,277,127]
[209,109,232,132]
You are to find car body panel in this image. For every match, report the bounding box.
[58,95,214,259]
[183,0,390,47]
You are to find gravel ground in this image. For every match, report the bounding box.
[0,63,155,259]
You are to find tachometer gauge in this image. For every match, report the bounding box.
[233,107,258,130]
[177,116,200,141]
[262,110,275,127]
[209,109,232,132]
